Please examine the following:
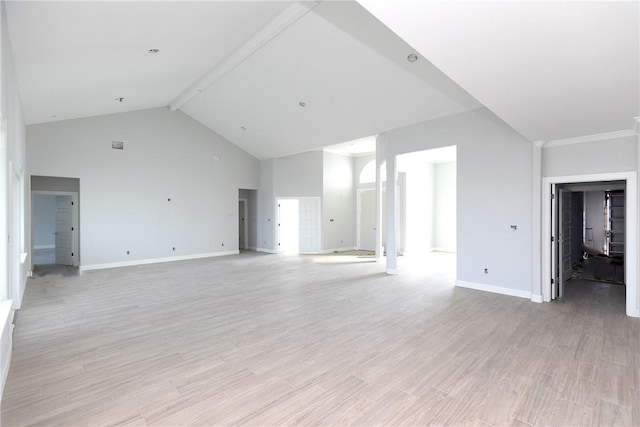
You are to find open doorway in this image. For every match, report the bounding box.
[543,172,638,317]
[32,193,79,267]
[31,176,80,270]
[238,189,258,251]
[276,197,321,254]
[552,181,626,298]
[394,146,456,278]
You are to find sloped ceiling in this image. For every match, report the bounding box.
[356,0,640,143]
[180,1,481,159]
[6,1,481,160]
[6,1,291,125]
[10,1,633,159]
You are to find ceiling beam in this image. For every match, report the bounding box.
[170,1,318,112]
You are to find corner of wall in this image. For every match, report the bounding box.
[0,300,14,401]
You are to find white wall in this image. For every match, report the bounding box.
[258,159,275,252]
[433,161,456,252]
[1,0,27,398]
[32,194,56,248]
[274,151,323,197]
[585,191,606,253]
[27,107,259,269]
[322,151,355,251]
[543,136,637,177]
[379,108,533,295]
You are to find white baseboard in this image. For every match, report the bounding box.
[456,280,531,299]
[257,247,277,254]
[247,246,258,251]
[386,268,397,275]
[33,244,54,250]
[530,294,544,303]
[431,247,456,253]
[80,250,239,272]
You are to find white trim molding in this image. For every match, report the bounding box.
[456,280,532,299]
[170,1,318,111]
[544,129,637,148]
[542,171,638,317]
[257,247,277,254]
[80,250,239,272]
[530,294,544,303]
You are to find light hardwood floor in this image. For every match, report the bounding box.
[2,251,639,426]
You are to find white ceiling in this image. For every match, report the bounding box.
[8,1,636,160]
[6,1,291,123]
[324,135,377,157]
[6,0,480,160]
[397,145,456,174]
[357,0,640,143]
[179,1,481,159]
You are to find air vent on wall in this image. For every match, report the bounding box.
[112,141,124,150]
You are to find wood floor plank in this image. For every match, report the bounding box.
[2,253,639,426]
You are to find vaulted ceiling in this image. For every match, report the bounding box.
[357,0,640,143]
[6,1,639,159]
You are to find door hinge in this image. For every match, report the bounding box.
[551,278,554,284]
[71,201,74,205]
[71,252,74,257]
[551,193,555,200]
[71,227,74,231]
[551,236,555,242]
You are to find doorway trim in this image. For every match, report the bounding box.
[542,171,638,317]
[31,190,80,269]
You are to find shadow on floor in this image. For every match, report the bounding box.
[33,264,80,278]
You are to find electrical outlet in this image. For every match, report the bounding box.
[127,250,130,255]
[172,247,175,251]
[221,243,224,247]
[484,268,488,274]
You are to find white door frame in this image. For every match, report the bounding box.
[542,172,638,317]
[9,161,25,309]
[239,198,248,250]
[31,190,80,268]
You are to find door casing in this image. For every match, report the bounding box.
[542,172,638,317]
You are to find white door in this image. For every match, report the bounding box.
[55,195,74,265]
[277,199,299,253]
[359,189,376,251]
[298,197,321,254]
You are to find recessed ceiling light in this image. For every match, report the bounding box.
[407,53,418,63]
[299,101,307,107]
[115,97,124,102]
[147,49,160,54]
[240,126,247,131]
